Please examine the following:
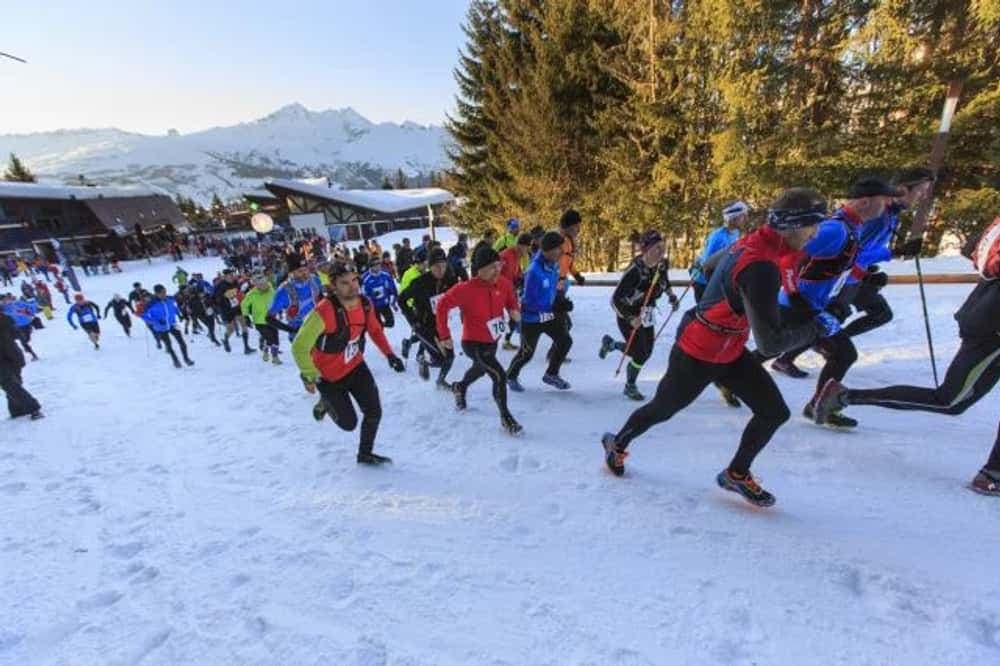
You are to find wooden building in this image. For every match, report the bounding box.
[0,182,185,261]
[263,178,454,242]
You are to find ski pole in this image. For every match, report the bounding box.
[913,254,939,386]
[652,282,691,344]
[615,268,662,377]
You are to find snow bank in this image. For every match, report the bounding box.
[2,254,998,664]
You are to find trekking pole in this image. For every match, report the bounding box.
[614,269,662,377]
[652,282,691,344]
[913,254,939,386]
[143,324,150,358]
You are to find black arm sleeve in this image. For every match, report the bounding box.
[736,261,819,358]
[397,281,419,322]
[0,316,22,366]
[611,265,640,317]
[104,301,113,318]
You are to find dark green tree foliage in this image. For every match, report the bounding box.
[447,0,1000,269]
[3,153,36,182]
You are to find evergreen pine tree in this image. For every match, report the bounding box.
[3,153,36,182]
[394,168,409,189]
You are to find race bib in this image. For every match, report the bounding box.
[640,306,655,328]
[538,312,555,323]
[344,337,361,363]
[486,316,506,341]
[81,312,95,323]
[430,294,443,314]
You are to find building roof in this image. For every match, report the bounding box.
[0,181,166,201]
[84,196,184,235]
[264,178,454,215]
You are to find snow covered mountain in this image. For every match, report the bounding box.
[0,103,450,204]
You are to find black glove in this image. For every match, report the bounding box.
[825,300,852,322]
[388,355,405,372]
[573,272,586,286]
[865,271,889,289]
[895,237,923,259]
[553,296,574,313]
[668,291,680,311]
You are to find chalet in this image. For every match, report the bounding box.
[0,182,185,261]
[263,178,454,242]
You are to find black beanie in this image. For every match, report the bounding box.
[559,209,582,229]
[428,247,447,265]
[541,231,564,252]
[286,253,304,272]
[471,245,501,275]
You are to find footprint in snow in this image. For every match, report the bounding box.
[76,589,123,611]
[0,482,26,495]
[108,541,145,559]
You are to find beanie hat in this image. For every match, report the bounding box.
[507,218,521,232]
[541,231,564,252]
[767,188,828,230]
[286,253,304,272]
[721,201,749,222]
[471,245,501,274]
[848,177,902,199]
[639,229,664,251]
[428,247,448,265]
[517,233,533,247]
[559,209,582,229]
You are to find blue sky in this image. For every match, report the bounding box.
[1,0,470,134]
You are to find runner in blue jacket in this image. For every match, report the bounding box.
[362,258,398,328]
[67,293,102,349]
[267,255,322,337]
[506,232,573,391]
[690,201,749,301]
[142,284,193,368]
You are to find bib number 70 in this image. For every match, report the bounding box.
[487,316,506,341]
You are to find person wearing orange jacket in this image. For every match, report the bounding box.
[292,263,405,465]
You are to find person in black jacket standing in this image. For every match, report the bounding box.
[0,312,42,420]
[814,222,1000,496]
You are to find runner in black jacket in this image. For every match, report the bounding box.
[599,230,678,401]
[104,294,134,337]
[398,247,457,387]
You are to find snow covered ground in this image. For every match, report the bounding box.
[2,256,998,665]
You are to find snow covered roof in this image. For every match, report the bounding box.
[0,181,166,201]
[264,178,454,215]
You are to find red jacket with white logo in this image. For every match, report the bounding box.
[435,277,518,344]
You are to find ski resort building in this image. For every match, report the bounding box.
[263,178,454,242]
[0,182,185,261]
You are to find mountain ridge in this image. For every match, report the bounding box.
[0,104,451,204]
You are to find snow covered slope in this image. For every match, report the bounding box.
[0,104,449,204]
[2,257,998,664]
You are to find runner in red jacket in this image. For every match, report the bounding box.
[601,188,831,508]
[436,245,523,434]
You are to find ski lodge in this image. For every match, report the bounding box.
[0,182,185,261]
[262,178,454,242]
